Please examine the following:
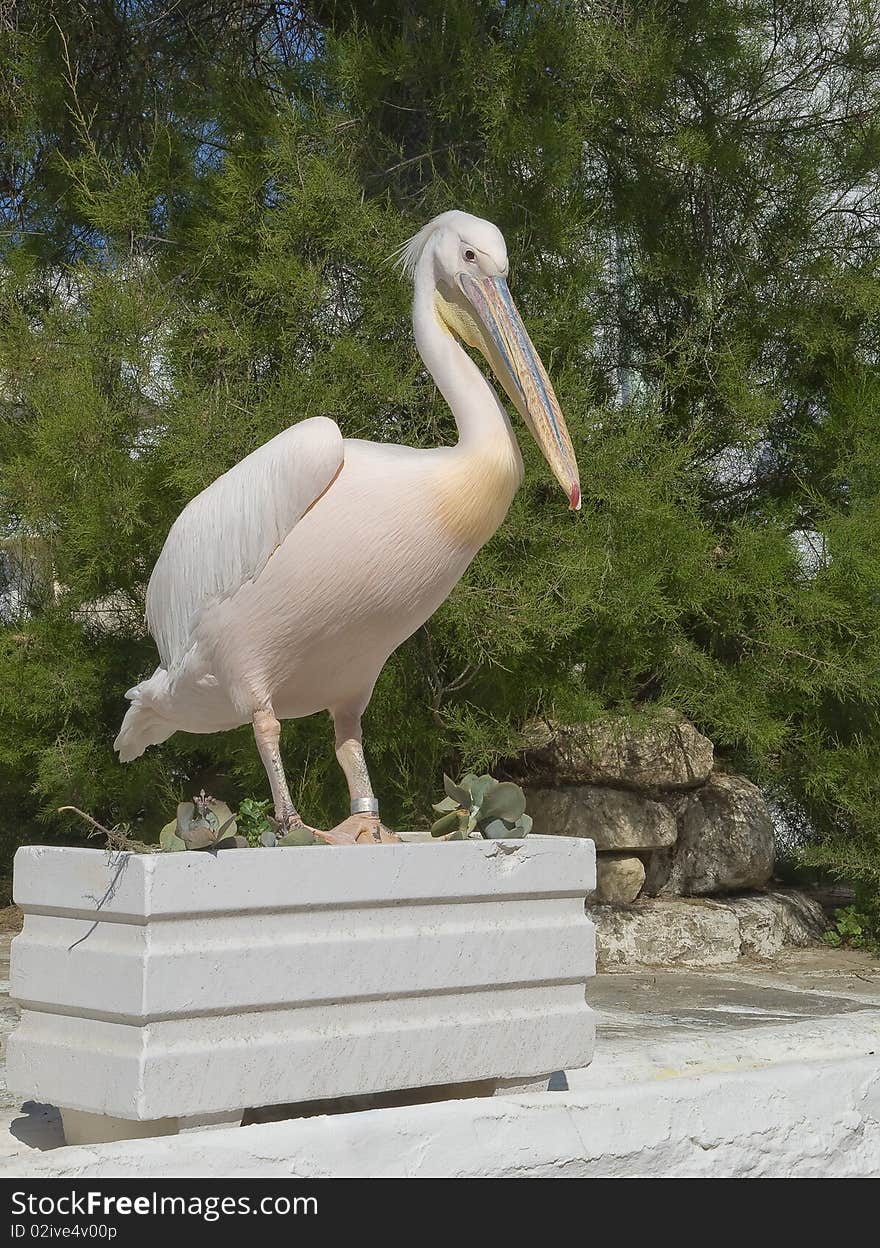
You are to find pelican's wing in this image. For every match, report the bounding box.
[146,416,344,668]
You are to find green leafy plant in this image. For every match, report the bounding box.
[430,774,532,841]
[235,797,275,847]
[160,792,326,849]
[159,790,247,852]
[823,904,873,950]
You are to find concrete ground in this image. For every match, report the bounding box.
[580,948,880,1085]
[0,918,878,1175]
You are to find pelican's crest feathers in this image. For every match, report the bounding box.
[388,210,469,279]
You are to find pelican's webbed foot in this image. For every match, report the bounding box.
[314,814,400,845]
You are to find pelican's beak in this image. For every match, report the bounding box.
[458,272,581,510]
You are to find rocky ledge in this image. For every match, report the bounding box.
[592,890,826,970]
[508,712,825,966]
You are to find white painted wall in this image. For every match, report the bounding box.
[2,1055,876,1178]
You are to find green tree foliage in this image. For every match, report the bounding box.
[1,2,880,903]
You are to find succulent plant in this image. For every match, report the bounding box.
[430,773,533,840]
[159,790,248,852]
[259,822,324,847]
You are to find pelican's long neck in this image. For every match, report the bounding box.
[412,251,516,451]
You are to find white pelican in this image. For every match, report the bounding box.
[115,211,580,844]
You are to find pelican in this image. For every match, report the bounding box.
[115,211,580,844]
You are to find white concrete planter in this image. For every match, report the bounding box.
[7,836,595,1143]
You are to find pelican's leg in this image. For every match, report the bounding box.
[252,708,312,832]
[314,709,399,845]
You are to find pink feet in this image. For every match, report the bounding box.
[313,814,400,845]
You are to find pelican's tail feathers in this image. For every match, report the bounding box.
[114,667,176,762]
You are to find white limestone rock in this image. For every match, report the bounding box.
[590,890,825,969]
[644,773,774,896]
[595,854,646,904]
[733,890,826,957]
[517,713,714,790]
[526,785,676,851]
[592,897,742,968]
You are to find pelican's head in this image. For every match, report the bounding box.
[394,210,581,510]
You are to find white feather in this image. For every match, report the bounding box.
[388,210,469,278]
[146,415,344,669]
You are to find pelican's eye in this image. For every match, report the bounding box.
[463,248,476,263]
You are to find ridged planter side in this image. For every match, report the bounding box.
[6,836,596,1143]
